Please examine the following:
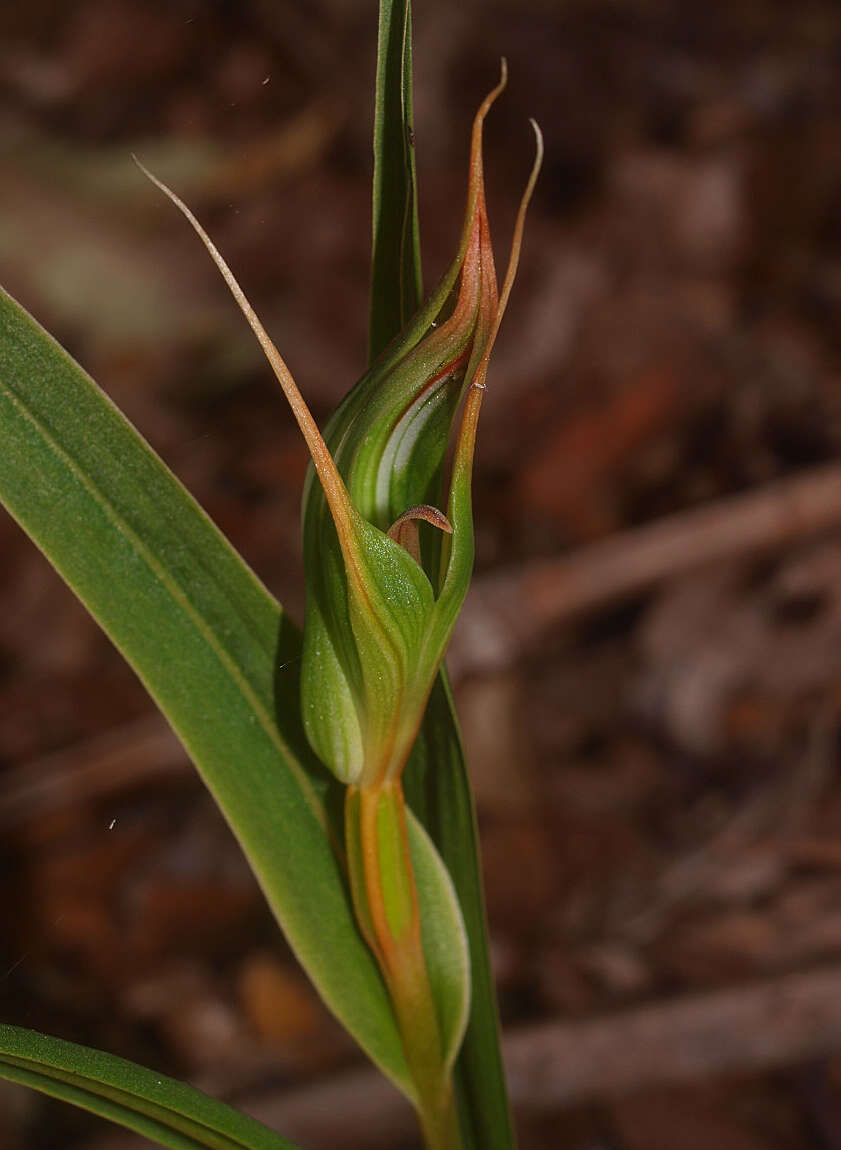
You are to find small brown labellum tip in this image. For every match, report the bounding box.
[387,504,453,564]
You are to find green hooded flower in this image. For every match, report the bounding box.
[299,65,541,787]
[136,64,541,791]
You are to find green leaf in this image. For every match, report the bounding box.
[407,809,470,1070]
[0,1024,298,1150]
[370,0,422,361]
[0,287,413,1098]
[404,675,516,1150]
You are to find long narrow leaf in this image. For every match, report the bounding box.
[369,0,422,361]
[0,1024,298,1150]
[0,287,412,1098]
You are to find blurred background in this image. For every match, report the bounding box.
[5,0,841,1147]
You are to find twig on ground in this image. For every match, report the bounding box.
[84,965,841,1150]
[0,716,189,831]
[450,462,841,678]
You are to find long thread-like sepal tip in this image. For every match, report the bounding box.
[132,153,357,555]
[529,118,545,166]
[468,115,544,394]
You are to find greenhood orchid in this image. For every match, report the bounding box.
[300,66,542,791]
[136,64,540,793]
[136,64,540,1145]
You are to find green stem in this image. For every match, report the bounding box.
[346,782,463,1149]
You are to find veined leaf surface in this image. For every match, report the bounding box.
[0,1024,299,1150]
[370,0,422,361]
[0,286,411,1098]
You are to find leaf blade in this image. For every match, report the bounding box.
[0,1024,298,1150]
[0,286,410,1096]
[368,3,517,1140]
[370,0,422,361]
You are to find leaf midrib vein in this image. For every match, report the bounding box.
[0,374,327,833]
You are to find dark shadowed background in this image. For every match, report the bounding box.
[5,1,841,1147]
